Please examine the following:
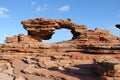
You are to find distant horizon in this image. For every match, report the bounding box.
[0,0,120,43]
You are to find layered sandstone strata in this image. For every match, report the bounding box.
[92,58,120,80]
[1,18,120,54]
[0,18,120,80]
[21,18,87,40]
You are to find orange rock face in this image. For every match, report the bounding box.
[92,58,120,80]
[0,18,120,80]
[1,18,120,53]
[21,18,87,40]
[1,18,120,54]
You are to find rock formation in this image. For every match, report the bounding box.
[21,18,87,40]
[0,18,120,80]
[116,24,120,29]
[1,18,120,54]
[92,58,120,80]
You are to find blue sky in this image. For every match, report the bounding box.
[0,0,120,43]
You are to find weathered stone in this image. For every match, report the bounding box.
[3,63,14,75]
[101,76,120,80]
[21,18,88,40]
[22,66,80,80]
[92,58,120,80]
[12,59,27,75]
[16,76,27,80]
[0,72,15,80]
[1,18,120,54]
[5,34,40,44]
[0,18,120,80]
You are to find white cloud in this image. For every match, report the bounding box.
[0,7,9,18]
[36,4,48,12]
[58,5,70,12]
[31,1,36,6]
[30,1,48,12]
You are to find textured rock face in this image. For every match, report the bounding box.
[21,18,120,43]
[92,58,120,80]
[5,34,40,43]
[1,18,120,53]
[21,18,87,40]
[0,18,120,80]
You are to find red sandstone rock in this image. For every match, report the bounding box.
[5,34,40,43]
[0,18,120,80]
[21,18,87,40]
[1,18,120,54]
[92,58,120,80]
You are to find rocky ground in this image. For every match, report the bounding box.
[0,51,119,80]
[0,18,120,80]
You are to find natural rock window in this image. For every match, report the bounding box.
[42,28,73,43]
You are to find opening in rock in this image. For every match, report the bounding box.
[42,28,73,43]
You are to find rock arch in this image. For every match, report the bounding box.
[21,18,88,41]
[2,18,120,54]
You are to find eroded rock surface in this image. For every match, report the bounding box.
[0,18,120,80]
[1,18,120,54]
[92,58,120,80]
[21,18,87,40]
